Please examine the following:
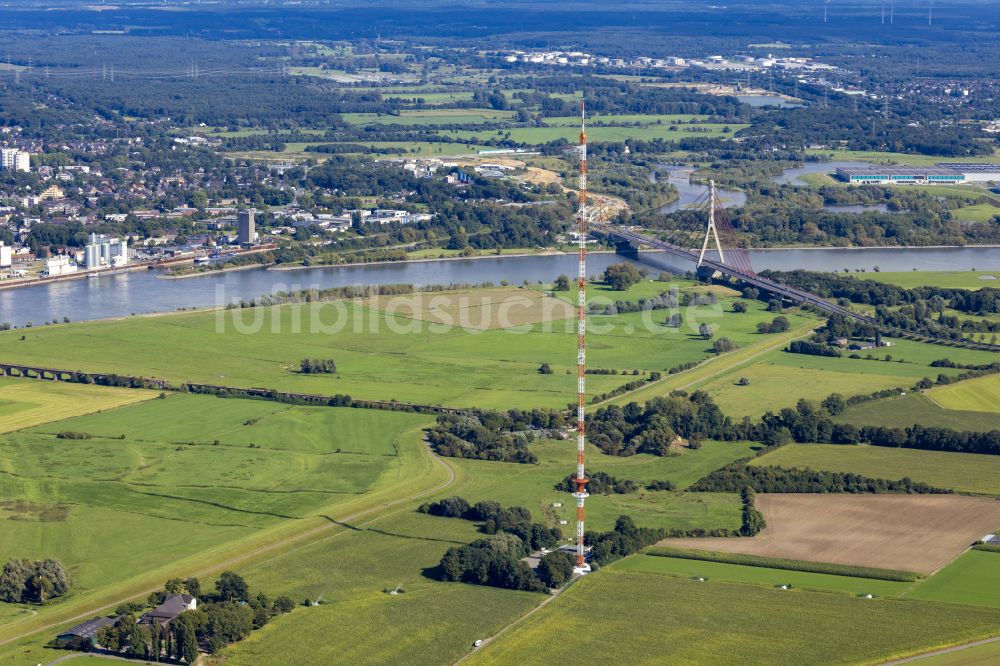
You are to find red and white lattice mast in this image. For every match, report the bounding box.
[573,100,591,574]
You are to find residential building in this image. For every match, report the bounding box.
[139,594,198,627]
[238,209,256,245]
[0,148,29,173]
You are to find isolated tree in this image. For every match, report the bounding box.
[713,337,737,353]
[96,625,121,652]
[698,323,715,340]
[0,559,31,603]
[183,577,201,598]
[602,263,643,291]
[215,572,249,602]
[732,301,748,313]
[821,393,846,415]
[538,363,553,375]
[554,274,571,291]
[273,596,296,613]
[538,551,575,588]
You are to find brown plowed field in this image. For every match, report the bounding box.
[662,494,1000,575]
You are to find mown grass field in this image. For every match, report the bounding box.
[0,393,432,625]
[905,550,1000,609]
[928,373,1000,413]
[952,203,1000,223]
[696,337,998,418]
[445,438,755,533]
[615,554,913,597]
[453,122,747,145]
[859,270,1000,290]
[750,444,1000,496]
[0,378,156,434]
[835,392,1000,431]
[466,568,1000,666]
[0,283,809,410]
[341,108,518,126]
[219,510,540,666]
[805,148,1000,166]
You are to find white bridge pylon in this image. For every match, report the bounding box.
[697,179,725,267]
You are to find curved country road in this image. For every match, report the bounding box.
[5,440,456,656]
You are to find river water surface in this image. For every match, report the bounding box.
[3,247,1000,327]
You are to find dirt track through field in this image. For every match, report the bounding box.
[663,494,1000,575]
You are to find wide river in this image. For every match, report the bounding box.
[3,247,1000,327]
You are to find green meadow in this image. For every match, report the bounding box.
[0,283,813,411]
[691,336,996,418]
[445,438,755,533]
[928,373,1000,413]
[859,270,1000,290]
[0,378,156,434]
[0,393,431,618]
[219,510,540,666]
[751,443,1000,496]
[466,567,1000,666]
[906,550,1000,609]
[615,554,913,597]
[952,203,1000,223]
[835,392,1000,431]
[453,122,747,145]
[341,108,517,126]
[805,149,1000,166]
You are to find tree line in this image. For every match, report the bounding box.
[0,558,69,604]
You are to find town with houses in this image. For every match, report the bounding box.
[0,122,444,287]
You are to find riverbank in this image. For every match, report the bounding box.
[0,257,191,292]
[160,262,270,280]
[7,246,1000,328]
[164,247,614,279]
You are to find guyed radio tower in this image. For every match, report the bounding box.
[573,100,591,574]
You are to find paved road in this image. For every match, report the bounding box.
[46,650,161,666]
[4,440,457,653]
[452,572,580,665]
[884,635,1000,664]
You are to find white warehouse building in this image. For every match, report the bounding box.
[935,163,1000,183]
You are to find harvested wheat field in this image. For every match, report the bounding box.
[662,494,1000,575]
[363,288,574,330]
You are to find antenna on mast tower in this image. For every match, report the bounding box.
[572,97,591,575]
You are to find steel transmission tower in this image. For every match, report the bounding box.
[573,100,591,574]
